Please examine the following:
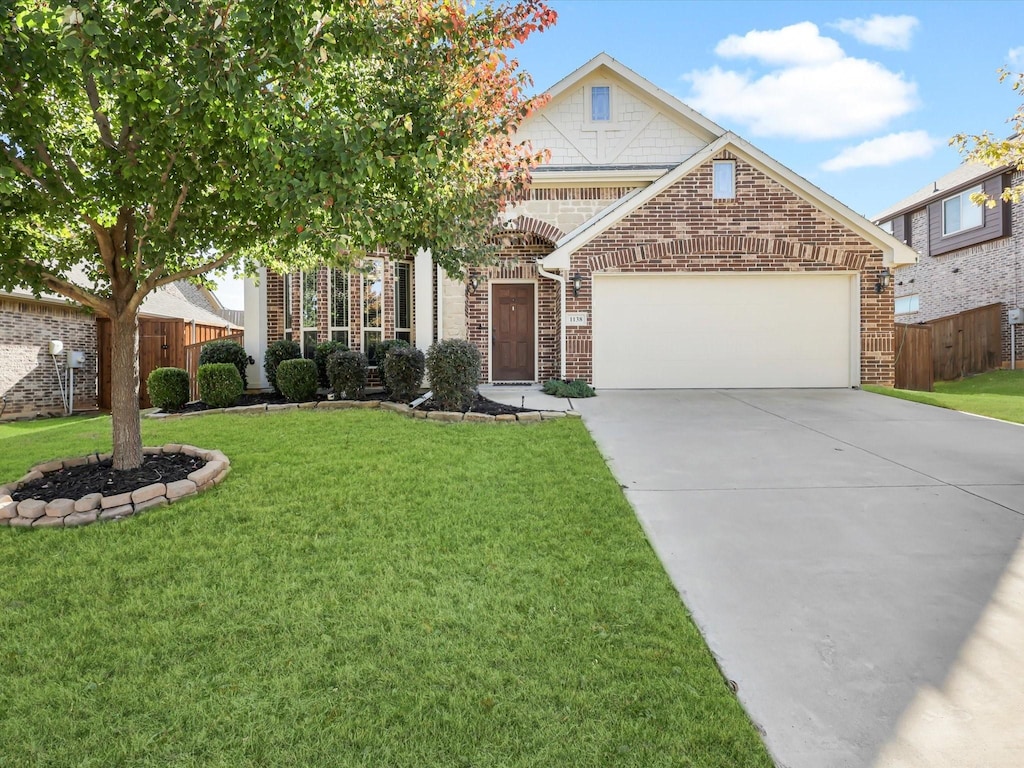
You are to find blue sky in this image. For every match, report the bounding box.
[213,0,1023,309]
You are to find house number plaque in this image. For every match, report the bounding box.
[565,312,588,326]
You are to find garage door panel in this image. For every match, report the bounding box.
[593,274,855,389]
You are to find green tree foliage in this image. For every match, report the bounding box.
[0,0,555,467]
[952,69,1024,206]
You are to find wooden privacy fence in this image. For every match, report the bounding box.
[894,303,1003,391]
[184,331,245,401]
[98,318,238,409]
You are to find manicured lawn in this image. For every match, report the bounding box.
[0,411,771,767]
[865,369,1024,424]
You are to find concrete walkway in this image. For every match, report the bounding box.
[569,389,1024,768]
[478,383,573,412]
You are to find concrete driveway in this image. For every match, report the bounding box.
[572,389,1024,768]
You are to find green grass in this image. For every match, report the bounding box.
[0,411,771,767]
[865,369,1024,424]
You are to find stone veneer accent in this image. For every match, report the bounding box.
[0,445,231,529]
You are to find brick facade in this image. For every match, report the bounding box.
[0,297,98,419]
[464,152,894,386]
[894,171,1024,364]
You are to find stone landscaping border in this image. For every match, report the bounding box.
[147,399,581,423]
[0,445,230,530]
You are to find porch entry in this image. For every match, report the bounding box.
[491,283,536,382]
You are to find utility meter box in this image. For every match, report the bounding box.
[68,350,86,368]
[1009,307,1024,325]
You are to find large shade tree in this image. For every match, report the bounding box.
[0,0,555,469]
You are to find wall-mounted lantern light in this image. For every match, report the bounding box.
[874,268,891,294]
[468,275,481,294]
[571,272,584,297]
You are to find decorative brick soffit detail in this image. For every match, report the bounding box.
[587,236,868,273]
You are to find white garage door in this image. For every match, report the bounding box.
[592,273,858,388]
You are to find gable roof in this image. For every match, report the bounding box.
[872,161,1010,222]
[540,132,918,269]
[538,52,726,145]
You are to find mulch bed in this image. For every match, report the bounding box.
[164,391,531,416]
[12,453,207,504]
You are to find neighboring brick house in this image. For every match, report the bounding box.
[873,162,1024,365]
[245,54,916,389]
[1,277,237,420]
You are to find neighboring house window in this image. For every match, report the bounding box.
[395,261,412,343]
[879,220,893,234]
[713,160,735,199]
[895,295,920,315]
[591,86,610,121]
[283,273,293,340]
[942,185,984,236]
[363,257,384,362]
[301,269,318,358]
[330,268,350,346]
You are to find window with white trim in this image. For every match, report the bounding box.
[394,261,412,343]
[590,85,610,121]
[713,160,735,199]
[283,273,293,340]
[362,257,384,361]
[300,269,318,358]
[879,220,894,235]
[330,268,350,346]
[895,295,920,315]
[942,185,983,235]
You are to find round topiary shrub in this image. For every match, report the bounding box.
[426,338,480,411]
[327,350,368,400]
[197,363,243,408]
[369,338,410,369]
[199,339,250,389]
[382,346,426,403]
[147,367,190,411]
[276,358,318,403]
[314,340,348,387]
[264,338,301,393]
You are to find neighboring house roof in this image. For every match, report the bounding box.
[872,161,1010,222]
[1,270,239,329]
[543,53,726,143]
[540,133,919,269]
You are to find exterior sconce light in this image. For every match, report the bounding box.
[571,272,584,297]
[874,268,891,294]
[468,275,481,294]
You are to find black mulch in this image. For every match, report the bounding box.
[163,391,531,416]
[12,453,207,504]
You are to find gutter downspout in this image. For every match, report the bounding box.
[537,263,566,380]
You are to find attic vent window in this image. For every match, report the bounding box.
[591,86,610,121]
[713,160,736,200]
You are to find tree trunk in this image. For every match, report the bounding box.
[110,308,143,470]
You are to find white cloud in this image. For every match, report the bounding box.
[715,22,844,66]
[833,15,919,50]
[820,131,940,172]
[1009,46,1024,68]
[685,57,918,140]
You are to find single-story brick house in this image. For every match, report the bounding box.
[244,54,917,389]
[873,160,1024,365]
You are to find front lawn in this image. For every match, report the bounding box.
[865,369,1024,424]
[0,411,771,767]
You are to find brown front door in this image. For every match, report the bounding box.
[491,283,535,381]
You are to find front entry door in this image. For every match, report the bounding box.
[491,283,535,381]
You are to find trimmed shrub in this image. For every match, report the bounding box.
[382,346,426,403]
[147,367,190,411]
[276,358,318,403]
[197,363,243,408]
[327,350,368,400]
[199,339,250,389]
[313,340,348,387]
[542,378,597,398]
[368,338,410,369]
[426,339,480,411]
[264,338,301,393]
